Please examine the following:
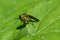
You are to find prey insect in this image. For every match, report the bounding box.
[17,13,40,29]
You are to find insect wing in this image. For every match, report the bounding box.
[27,15,40,22]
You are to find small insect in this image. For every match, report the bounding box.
[17,13,40,29]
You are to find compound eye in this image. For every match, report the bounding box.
[19,15,21,19]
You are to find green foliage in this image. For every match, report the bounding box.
[0,0,60,40]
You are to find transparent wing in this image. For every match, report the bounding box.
[27,15,40,22]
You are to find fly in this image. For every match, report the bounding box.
[17,13,40,29]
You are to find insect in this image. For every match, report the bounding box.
[17,13,40,29]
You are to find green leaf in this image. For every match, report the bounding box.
[0,0,60,40]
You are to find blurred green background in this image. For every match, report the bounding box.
[0,0,60,40]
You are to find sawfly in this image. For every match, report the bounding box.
[17,13,40,29]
